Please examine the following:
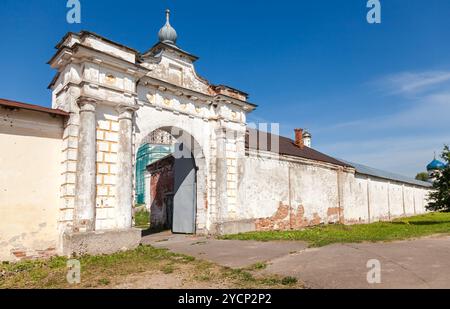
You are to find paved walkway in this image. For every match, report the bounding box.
[142,232,450,289]
[141,231,307,268]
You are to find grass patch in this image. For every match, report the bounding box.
[194,272,213,282]
[281,276,298,286]
[221,212,450,247]
[98,278,111,286]
[0,245,302,289]
[247,262,267,271]
[161,264,175,274]
[134,209,150,229]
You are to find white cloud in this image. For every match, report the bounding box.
[319,134,450,177]
[319,70,450,133]
[314,70,450,177]
[377,70,450,96]
[317,91,450,133]
[250,69,449,177]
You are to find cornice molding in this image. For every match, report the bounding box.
[141,76,257,111]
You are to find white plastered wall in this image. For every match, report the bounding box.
[344,174,431,224]
[238,154,432,230]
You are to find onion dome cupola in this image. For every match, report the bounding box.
[427,158,446,171]
[158,9,178,45]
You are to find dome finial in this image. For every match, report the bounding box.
[166,9,171,24]
[158,8,177,45]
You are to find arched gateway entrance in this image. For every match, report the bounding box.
[135,125,206,234]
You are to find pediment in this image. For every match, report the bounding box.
[140,44,211,95]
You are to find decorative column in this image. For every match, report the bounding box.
[115,105,136,229]
[73,98,97,232]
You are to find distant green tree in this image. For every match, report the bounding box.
[427,145,450,212]
[415,172,429,182]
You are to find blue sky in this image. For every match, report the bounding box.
[1,0,449,177]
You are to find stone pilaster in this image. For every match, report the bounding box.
[215,128,228,233]
[235,130,246,217]
[73,98,97,232]
[115,105,136,229]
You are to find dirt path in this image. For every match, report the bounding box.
[110,269,229,289]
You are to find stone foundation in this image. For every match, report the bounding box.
[62,228,142,257]
[216,219,256,235]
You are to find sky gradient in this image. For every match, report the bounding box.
[1,0,449,177]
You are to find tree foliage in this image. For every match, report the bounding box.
[415,172,429,182]
[427,145,450,212]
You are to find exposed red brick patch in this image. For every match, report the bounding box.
[310,213,322,226]
[255,203,290,231]
[327,207,344,224]
[37,247,57,259]
[12,250,26,258]
[290,205,309,228]
[11,247,58,261]
[256,203,324,231]
[327,207,340,216]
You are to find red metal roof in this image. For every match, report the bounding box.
[0,98,68,117]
